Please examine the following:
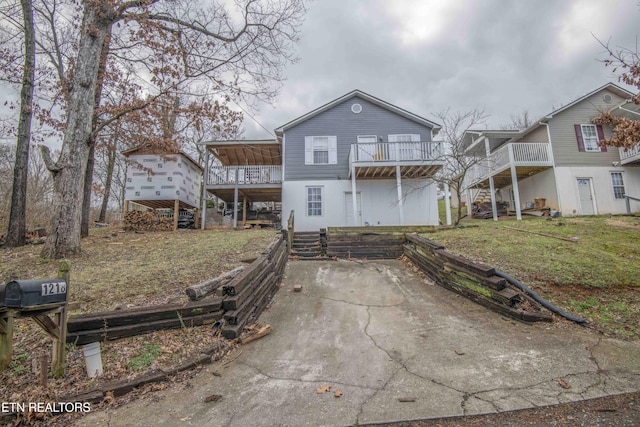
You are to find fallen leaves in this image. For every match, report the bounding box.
[316,385,331,394]
[334,390,343,398]
[454,350,465,356]
[557,378,571,389]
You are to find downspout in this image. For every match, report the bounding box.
[539,121,562,215]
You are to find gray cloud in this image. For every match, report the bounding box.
[245,0,639,138]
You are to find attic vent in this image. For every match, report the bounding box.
[351,103,362,114]
[603,94,612,103]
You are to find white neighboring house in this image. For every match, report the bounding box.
[122,147,203,213]
[276,90,444,231]
[462,83,640,219]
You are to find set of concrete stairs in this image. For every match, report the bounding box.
[290,231,326,258]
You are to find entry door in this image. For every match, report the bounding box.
[345,192,362,226]
[577,178,595,215]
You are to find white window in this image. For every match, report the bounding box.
[307,187,323,216]
[357,135,377,143]
[611,172,626,199]
[580,125,601,152]
[305,136,337,165]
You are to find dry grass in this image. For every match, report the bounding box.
[0,226,277,423]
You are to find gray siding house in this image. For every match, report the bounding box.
[276,90,444,231]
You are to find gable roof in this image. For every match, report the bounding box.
[518,82,635,139]
[274,89,441,135]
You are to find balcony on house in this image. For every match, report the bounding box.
[208,165,282,186]
[464,142,553,189]
[619,144,640,165]
[349,141,444,178]
[203,140,282,203]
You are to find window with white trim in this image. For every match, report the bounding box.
[580,124,601,152]
[307,186,323,216]
[305,136,337,165]
[611,172,626,199]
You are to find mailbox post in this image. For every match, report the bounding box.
[0,260,70,378]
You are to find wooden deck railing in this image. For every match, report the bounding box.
[207,165,282,185]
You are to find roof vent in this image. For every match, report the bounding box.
[351,103,362,114]
[603,94,612,103]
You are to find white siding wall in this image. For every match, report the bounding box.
[282,179,438,231]
[500,168,559,210]
[553,166,640,215]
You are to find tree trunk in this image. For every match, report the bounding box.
[81,29,111,238]
[98,143,117,223]
[43,3,115,258]
[80,143,95,237]
[6,0,36,248]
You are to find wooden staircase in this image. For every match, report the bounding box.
[290,231,326,258]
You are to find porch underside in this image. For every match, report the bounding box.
[467,165,553,189]
[205,185,282,204]
[352,163,442,179]
[126,199,197,210]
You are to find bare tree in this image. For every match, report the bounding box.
[5,0,36,247]
[593,38,640,150]
[433,108,489,226]
[501,111,531,131]
[37,0,305,258]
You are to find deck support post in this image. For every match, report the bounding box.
[351,166,359,226]
[396,165,404,225]
[173,199,179,231]
[233,168,239,229]
[489,176,498,221]
[509,146,522,221]
[444,181,452,225]
[201,149,209,230]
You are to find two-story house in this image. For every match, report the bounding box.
[201,90,444,231]
[462,83,640,219]
[275,90,443,231]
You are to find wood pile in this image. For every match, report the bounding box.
[66,233,289,344]
[123,211,173,232]
[403,233,552,322]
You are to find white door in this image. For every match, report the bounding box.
[345,192,362,226]
[357,135,377,161]
[577,178,595,215]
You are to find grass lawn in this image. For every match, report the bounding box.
[425,215,640,339]
[0,227,277,413]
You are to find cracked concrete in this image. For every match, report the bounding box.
[76,260,640,427]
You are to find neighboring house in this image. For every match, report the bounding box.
[276,90,443,231]
[122,147,203,212]
[462,83,640,219]
[201,90,444,231]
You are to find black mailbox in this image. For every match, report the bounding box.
[3,279,67,308]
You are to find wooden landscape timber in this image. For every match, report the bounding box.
[185,266,245,301]
[403,233,552,323]
[326,227,413,259]
[66,232,290,344]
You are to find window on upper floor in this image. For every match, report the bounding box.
[610,172,626,199]
[305,136,337,165]
[575,124,607,153]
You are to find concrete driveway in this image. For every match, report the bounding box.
[78,260,640,426]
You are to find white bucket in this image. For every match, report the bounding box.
[82,342,103,378]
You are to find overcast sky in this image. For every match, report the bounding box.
[242,0,640,139]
